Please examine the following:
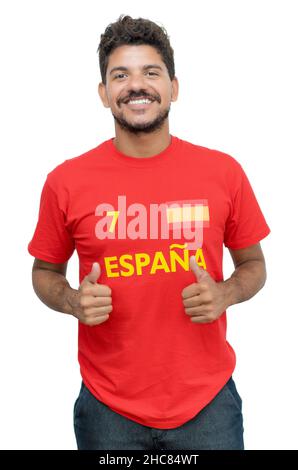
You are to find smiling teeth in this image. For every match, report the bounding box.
[128,99,152,104]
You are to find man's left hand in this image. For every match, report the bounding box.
[182,255,228,323]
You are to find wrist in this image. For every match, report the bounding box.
[220,277,241,309]
[63,285,79,316]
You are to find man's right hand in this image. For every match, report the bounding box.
[69,262,112,326]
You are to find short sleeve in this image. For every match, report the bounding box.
[27,177,75,263]
[224,163,271,249]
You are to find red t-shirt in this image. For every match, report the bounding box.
[28,135,270,428]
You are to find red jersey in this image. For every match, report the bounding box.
[28,135,270,428]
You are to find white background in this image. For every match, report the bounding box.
[0,0,297,450]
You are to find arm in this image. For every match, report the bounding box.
[31,258,76,315]
[182,243,267,323]
[31,258,112,325]
[222,242,267,309]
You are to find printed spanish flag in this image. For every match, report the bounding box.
[165,199,210,229]
[164,199,209,250]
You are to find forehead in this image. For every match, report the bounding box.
[107,44,165,71]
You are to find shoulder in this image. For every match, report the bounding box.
[177,137,246,187]
[179,136,242,170]
[45,140,108,190]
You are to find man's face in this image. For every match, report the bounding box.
[98,44,178,135]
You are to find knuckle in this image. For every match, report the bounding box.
[84,316,93,326]
[98,314,109,325]
[103,305,112,314]
[80,296,89,308]
[102,285,112,296]
[83,307,92,317]
[80,282,88,292]
[181,288,189,298]
[187,308,197,316]
[104,296,112,306]
[82,287,92,296]
[200,283,208,291]
[194,284,201,293]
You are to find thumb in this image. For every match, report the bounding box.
[189,255,208,283]
[85,262,101,284]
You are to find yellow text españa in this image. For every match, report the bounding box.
[103,244,207,277]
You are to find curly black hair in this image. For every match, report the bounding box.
[97,14,175,85]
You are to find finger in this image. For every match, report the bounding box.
[190,315,215,324]
[182,295,201,308]
[84,262,101,284]
[81,284,112,297]
[185,303,213,315]
[84,296,112,308]
[182,282,208,299]
[181,283,200,299]
[97,284,112,296]
[189,256,209,283]
[84,305,113,316]
[86,314,110,327]
[183,293,212,308]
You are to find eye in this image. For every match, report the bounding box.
[114,71,159,79]
[114,73,127,79]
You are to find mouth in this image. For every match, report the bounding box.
[123,96,156,110]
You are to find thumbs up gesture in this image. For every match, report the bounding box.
[181,256,227,323]
[71,262,112,326]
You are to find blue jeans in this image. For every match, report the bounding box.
[73,376,244,450]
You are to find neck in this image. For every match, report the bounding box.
[112,123,171,158]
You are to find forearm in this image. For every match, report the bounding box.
[32,268,79,315]
[221,259,267,309]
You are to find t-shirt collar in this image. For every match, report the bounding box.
[106,134,179,167]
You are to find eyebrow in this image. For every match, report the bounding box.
[109,64,163,75]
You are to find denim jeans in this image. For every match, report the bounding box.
[73,376,244,450]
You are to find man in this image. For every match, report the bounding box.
[28,14,270,450]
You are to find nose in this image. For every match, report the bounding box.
[120,73,158,104]
[127,72,148,89]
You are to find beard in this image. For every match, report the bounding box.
[111,105,171,135]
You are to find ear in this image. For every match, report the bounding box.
[171,76,179,102]
[98,82,110,108]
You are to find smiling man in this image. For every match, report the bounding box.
[104,46,172,136]
[28,15,270,450]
